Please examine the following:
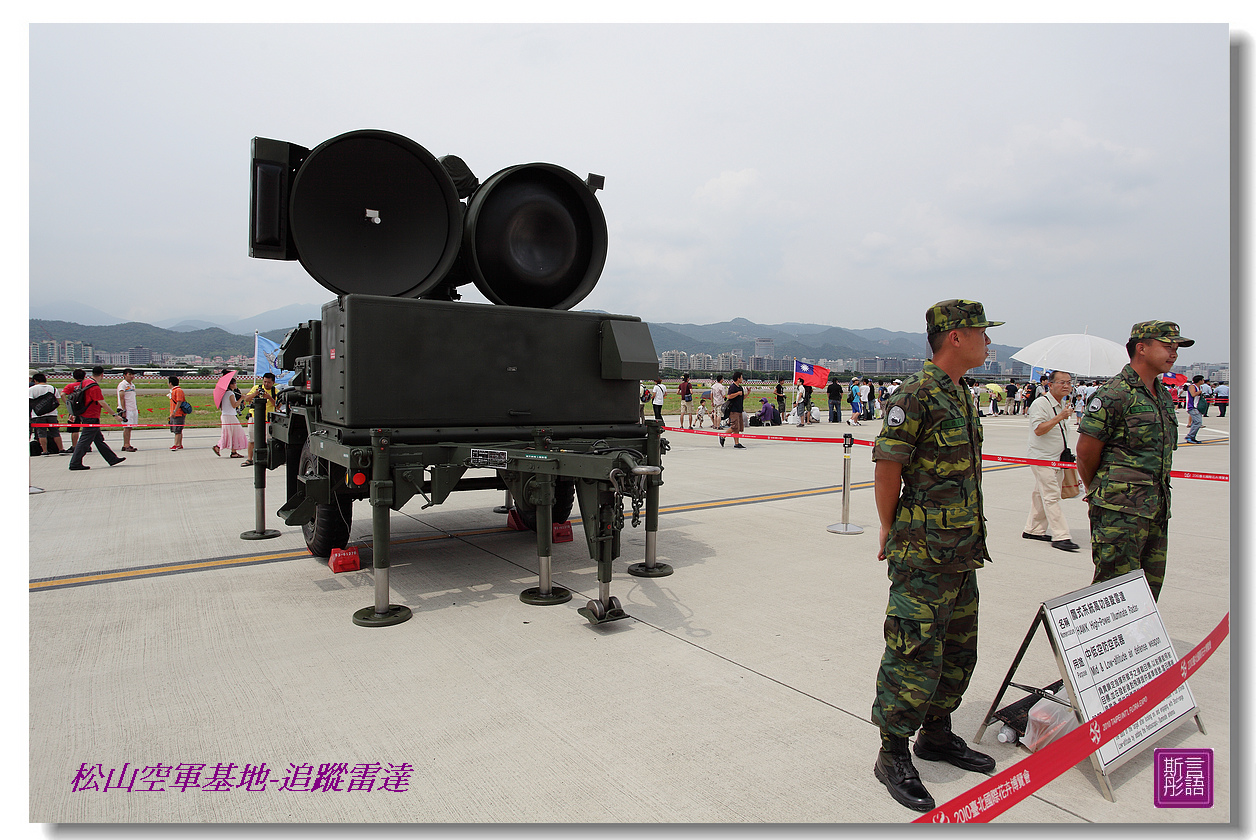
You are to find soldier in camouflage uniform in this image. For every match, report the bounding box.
[1076,321,1192,602]
[869,299,1001,813]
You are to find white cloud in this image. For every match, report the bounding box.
[948,118,1158,226]
[692,169,764,211]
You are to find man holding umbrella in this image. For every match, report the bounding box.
[1077,321,1191,602]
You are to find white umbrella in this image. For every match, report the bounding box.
[1011,333,1128,377]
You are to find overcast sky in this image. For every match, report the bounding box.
[26,20,1233,362]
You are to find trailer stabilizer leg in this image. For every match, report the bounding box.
[520,555,573,605]
[578,512,630,625]
[628,456,670,577]
[352,431,412,627]
[519,487,573,606]
[578,597,629,624]
[353,605,413,626]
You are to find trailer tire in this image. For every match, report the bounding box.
[299,441,352,557]
[515,479,576,532]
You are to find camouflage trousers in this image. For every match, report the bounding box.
[1089,504,1168,601]
[871,565,979,737]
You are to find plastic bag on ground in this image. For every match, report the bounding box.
[1022,693,1080,752]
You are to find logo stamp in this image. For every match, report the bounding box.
[1153,748,1213,808]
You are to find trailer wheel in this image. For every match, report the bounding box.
[514,479,575,532]
[299,441,352,557]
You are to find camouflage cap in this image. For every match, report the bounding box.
[1129,320,1194,347]
[925,299,1005,335]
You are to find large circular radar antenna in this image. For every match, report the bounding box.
[288,129,462,298]
[464,164,608,311]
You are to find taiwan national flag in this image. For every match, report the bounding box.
[794,359,830,388]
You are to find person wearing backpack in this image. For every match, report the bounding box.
[167,375,188,451]
[61,370,87,450]
[677,374,694,429]
[29,372,65,455]
[67,366,126,471]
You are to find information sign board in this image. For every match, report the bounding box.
[1041,570,1198,772]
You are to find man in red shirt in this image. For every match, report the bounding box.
[67,366,126,471]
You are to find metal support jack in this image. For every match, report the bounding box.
[352,430,413,627]
[575,479,629,624]
[628,421,672,578]
[494,489,513,515]
[519,475,572,606]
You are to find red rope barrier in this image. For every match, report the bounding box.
[662,426,1229,481]
[30,421,214,430]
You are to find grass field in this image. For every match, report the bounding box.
[38,379,249,429]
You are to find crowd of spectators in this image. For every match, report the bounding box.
[640,372,1229,432]
[30,368,278,465]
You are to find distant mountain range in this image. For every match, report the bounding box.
[646,317,1021,364]
[29,319,296,359]
[28,303,325,359]
[27,302,324,336]
[30,305,1020,365]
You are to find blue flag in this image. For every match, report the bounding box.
[254,333,295,386]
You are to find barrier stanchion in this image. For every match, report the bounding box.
[240,397,281,541]
[826,433,864,535]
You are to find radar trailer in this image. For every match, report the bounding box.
[247,129,671,627]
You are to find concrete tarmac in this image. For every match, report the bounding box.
[26,408,1233,826]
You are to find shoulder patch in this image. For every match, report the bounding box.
[887,406,906,427]
[1089,398,1102,412]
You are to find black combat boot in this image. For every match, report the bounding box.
[913,713,996,774]
[874,734,935,812]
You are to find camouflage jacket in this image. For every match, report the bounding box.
[872,360,989,573]
[1077,363,1177,519]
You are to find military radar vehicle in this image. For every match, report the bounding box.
[248,129,670,627]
